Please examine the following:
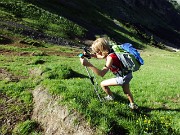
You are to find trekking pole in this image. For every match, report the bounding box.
[78,48,102,101]
[84,66,102,102]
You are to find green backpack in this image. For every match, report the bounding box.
[112,43,144,72]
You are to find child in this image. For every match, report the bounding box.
[80,38,138,109]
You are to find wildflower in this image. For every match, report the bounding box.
[144,119,147,123]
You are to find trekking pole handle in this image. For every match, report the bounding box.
[78,53,84,58]
[78,46,91,59]
[78,53,91,59]
[83,47,91,59]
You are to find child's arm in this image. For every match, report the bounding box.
[90,53,105,59]
[80,56,113,77]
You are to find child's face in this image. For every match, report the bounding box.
[94,51,106,59]
[95,51,102,56]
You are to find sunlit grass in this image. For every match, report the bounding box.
[1,34,179,134]
[0,0,179,134]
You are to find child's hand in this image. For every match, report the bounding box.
[90,53,97,58]
[80,58,92,67]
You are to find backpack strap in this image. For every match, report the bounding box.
[109,53,131,77]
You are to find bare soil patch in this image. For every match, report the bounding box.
[32,86,94,135]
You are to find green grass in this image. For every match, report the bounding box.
[0,41,180,134]
[13,120,41,135]
[0,0,86,39]
[0,0,157,49]
[1,0,180,49]
[58,48,180,134]
[0,0,180,134]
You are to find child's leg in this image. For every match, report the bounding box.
[100,78,118,96]
[122,84,134,103]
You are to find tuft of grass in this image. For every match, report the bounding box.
[0,79,35,104]
[42,80,67,96]
[41,64,74,79]
[12,120,40,135]
[0,35,13,44]
[19,38,43,47]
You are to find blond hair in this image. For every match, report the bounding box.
[91,38,110,56]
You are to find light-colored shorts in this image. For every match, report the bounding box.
[115,72,133,85]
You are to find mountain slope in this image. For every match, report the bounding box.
[0,0,180,49]
[29,0,180,49]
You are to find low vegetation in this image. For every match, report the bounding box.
[0,35,180,134]
[0,0,180,134]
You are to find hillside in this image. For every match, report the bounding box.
[27,0,180,49]
[0,0,180,135]
[0,0,180,50]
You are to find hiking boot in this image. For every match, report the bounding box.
[104,95,115,101]
[129,103,138,109]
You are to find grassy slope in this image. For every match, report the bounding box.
[0,36,180,134]
[31,0,180,48]
[27,0,149,48]
[1,0,179,49]
[0,0,180,134]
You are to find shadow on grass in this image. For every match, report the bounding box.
[70,70,89,78]
[113,93,129,104]
[105,94,180,134]
[136,106,180,114]
[0,36,13,44]
[108,121,129,135]
[112,92,180,114]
